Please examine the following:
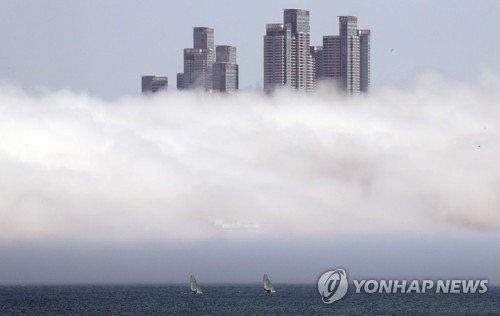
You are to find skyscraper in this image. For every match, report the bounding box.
[284,9,314,91]
[264,9,314,93]
[338,16,360,94]
[213,45,239,92]
[320,16,370,95]
[264,23,292,93]
[141,75,168,94]
[177,27,215,91]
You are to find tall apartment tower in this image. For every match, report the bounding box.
[284,9,314,91]
[178,27,215,91]
[264,23,292,93]
[141,76,168,94]
[213,45,239,92]
[321,16,370,94]
[264,9,314,93]
[339,16,360,94]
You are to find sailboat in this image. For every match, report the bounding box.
[190,274,202,294]
[263,274,275,293]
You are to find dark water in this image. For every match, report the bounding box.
[1,285,499,315]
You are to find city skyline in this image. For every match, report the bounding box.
[2,1,499,99]
[0,1,499,287]
[148,9,370,95]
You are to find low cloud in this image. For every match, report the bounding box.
[1,71,499,244]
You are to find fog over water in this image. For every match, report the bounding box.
[1,72,499,284]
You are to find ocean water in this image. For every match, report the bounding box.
[0,284,499,315]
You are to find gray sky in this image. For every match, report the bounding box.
[0,1,499,286]
[1,0,499,99]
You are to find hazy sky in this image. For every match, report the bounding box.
[0,1,499,286]
[1,0,500,99]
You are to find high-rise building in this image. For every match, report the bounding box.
[264,23,292,93]
[177,27,215,91]
[213,45,239,92]
[284,9,314,91]
[141,75,168,94]
[320,16,370,95]
[339,16,360,94]
[264,9,314,93]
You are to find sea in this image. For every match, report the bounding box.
[0,284,499,315]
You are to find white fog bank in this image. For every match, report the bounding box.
[1,72,499,243]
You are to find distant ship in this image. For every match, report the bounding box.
[190,274,202,294]
[263,274,275,293]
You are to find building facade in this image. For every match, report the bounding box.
[141,76,168,94]
[284,9,314,91]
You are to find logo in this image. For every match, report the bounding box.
[317,268,489,305]
[317,269,348,304]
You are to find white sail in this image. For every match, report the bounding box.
[263,274,275,293]
[190,274,202,294]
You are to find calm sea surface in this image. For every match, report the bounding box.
[0,284,499,315]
